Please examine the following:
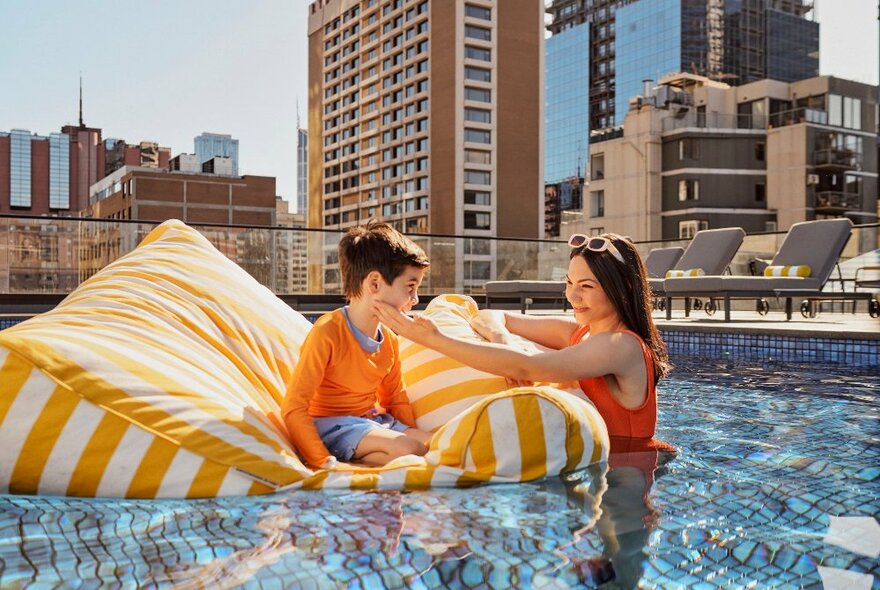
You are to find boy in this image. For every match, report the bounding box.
[282,221,432,469]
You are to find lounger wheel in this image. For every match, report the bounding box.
[869,299,880,318]
[800,300,811,318]
[756,299,770,316]
[692,299,702,310]
[704,299,717,316]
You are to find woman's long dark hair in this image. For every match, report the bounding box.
[570,234,671,382]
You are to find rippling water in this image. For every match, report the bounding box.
[1,359,878,588]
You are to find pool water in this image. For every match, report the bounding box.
[1,359,878,588]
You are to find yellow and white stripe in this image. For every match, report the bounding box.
[665,268,705,278]
[763,264,812,277]
[0,221,608,498]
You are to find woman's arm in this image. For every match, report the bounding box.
[472,309,579,350]
[375,301,641,384]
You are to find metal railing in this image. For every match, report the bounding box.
[814,191,862,211]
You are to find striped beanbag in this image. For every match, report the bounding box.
[0,221,607,498]
[400,294,585,432]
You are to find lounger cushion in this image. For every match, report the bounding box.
[673,227,745,276]
[764,265,811,277]
[665,268,705,278]
[664,275,821,293]
[0,222,607,498]
[769,218,852,285]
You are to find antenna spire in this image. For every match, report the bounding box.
[78,75,84,127]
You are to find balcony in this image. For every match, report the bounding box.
[768,107,827,129]
[814,191,862,213]
[813,148,860,171]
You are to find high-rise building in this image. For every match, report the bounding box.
[276,196,309,293]
[296,128,308,215]
[545,0,818,131]
[308,0,543,291]
[194,133,240,176]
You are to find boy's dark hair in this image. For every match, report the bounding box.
[338,221,429,300]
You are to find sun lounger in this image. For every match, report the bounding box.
[663,218,875,321]
[484,280,568,313]
[648,228,745,298]
[645,246,685,279]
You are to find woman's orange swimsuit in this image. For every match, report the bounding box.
[569,325,676,455]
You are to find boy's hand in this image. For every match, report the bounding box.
[372,301,440,345]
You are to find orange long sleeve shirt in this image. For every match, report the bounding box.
[282,309,417,467]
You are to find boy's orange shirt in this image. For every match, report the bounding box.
[282,309,417,467]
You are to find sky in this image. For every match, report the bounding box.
[0,0,877,211]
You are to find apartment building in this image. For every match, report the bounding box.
[307,0,543,292]
[578,74,877,247]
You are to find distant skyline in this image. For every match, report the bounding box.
[0,1,876,212]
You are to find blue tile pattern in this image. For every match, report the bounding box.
[661,329,880,367]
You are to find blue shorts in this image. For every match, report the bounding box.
[313,413,410,461]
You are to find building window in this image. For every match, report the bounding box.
[679,138,700,160]
[464,5,491,20]
[464,150,491,165]
[464,66,491,82]
[464,211,491,230]
[589,190,604,217]
[590,227,605,236]
[465,87,491,103]
[464,190,491,205]
[679,220,708,239]
[465,46,491,61]
[755,142,766,162]
[464,237,490,255]
[590,154,604,180]
[48,132,70,210]
[464,25,491,41]
[464,129,491,144]
[9,130,32,208]
[755,182,766,203]
[464,260,492,281]
[678,179,700,201]
[464,108,491,124]
[464,170,491,185]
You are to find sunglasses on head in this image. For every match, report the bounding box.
[567,234,626,264]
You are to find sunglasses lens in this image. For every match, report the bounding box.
[568,234,587,248]
[587,237,608,251]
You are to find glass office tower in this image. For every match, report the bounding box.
[545,23,590,184]
[545,0,818,133]
[614,0,682,125]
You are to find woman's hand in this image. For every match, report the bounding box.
[469,309,510,344]
[373,301,441,345]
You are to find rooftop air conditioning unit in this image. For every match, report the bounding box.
[806,173,820,185]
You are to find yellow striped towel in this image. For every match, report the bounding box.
[763,265,811,277]
[664,268,705,278]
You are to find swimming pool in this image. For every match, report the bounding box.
[1,358,877,588]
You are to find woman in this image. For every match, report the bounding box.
[373,233,674,453]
